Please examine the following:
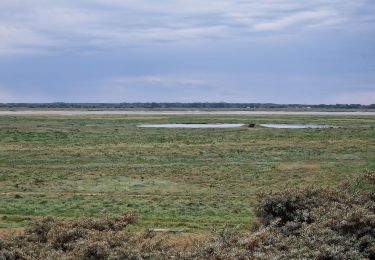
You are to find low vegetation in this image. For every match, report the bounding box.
[1,172,374,259]
[0,114,374,231]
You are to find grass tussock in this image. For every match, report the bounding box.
[1,172,375,259]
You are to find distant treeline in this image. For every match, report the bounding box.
[0,102,374,109]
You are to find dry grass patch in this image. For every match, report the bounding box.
[276,162,321,171]
[0,228,24,237]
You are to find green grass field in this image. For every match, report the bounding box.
[0,114,374,232]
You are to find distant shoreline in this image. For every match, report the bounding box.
[0,110,374,116]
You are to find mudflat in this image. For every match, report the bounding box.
[0,110,375,116]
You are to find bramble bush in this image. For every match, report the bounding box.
[1,171,374,259]
[192,171,375,259]
[0,213,178,259]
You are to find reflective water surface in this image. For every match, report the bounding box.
[138,123,244,128]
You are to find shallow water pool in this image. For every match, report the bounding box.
[138,123,244,128]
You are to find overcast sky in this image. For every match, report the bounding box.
[0,0,374,104]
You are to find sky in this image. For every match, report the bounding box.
[0,0,374,104]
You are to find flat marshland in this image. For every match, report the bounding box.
[0,114,374,233]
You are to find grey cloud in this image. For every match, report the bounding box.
[329,90,375,105]
[0,0,374,55]
[0,1,374,104]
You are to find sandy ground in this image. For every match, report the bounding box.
[0,110,374,116]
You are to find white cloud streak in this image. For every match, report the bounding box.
[0,85,51,102]
[252,10,335,31]
[110,75,215,89]
[330,90,375,105]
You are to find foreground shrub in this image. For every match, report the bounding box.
[192,172,375,259]
[0,213,180,259]
[1,172,374,259]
